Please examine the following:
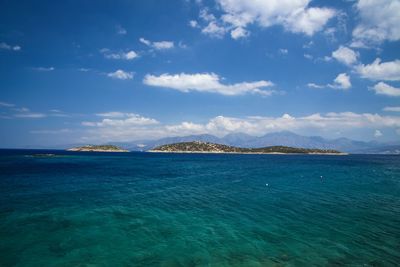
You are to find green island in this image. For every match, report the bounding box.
[67,145,129,152]
[149,141,347,155]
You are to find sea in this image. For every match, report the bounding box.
[0,149,399,266]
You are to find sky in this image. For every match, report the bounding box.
[0,0,400,148]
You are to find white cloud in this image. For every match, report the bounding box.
[202,21,227,38]
[116,25,127,35]
[307,83,324,89]
[383,106,400,112]
[102,49,138,60]
[374,129,383,137]
[279,48,288,55]
[48,109,69,118]
[143,72,275,96]
[324,27,337,41]
[80,112,400,142]
[189,20,199,28]
[199,8,216,22]
[356,58,400,81]
[30,128,72,134]
[309,73,351,90]
[303,41,314,49]
[0,101,15,107]
[304,54,313,60]
[329,73,352,90]
[82,113,159,127]
[230,27,249,39]
[14,113,47,118]
[152,41,174,50]
[371,82,400,96]
[332,46,359,65]
[139,38,151,46]
[13,107,29,112]
[33,67,55,72]
[0,102,69,120]
[214,0,336,38]
[139,38,174,50]
[352,0,400,46]
[96,111,131,118]
[0,42,20,51]
[282,6,336,36]
[107,70,134,80]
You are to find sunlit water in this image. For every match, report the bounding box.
[0,150,399,266]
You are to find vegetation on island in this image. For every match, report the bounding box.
[150,141,345,154]
[67,145,129,152]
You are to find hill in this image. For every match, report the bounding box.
[149,141,345,154]
[67,145,129,152]
[121,131,384,153]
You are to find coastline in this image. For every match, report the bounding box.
[148,150,349,155]
[66,148,129,152]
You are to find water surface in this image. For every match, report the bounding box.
[0,150,399,266]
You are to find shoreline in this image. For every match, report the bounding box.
[148,150,349,155]
[66,149,129,153]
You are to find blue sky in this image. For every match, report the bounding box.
[1,0,400,147]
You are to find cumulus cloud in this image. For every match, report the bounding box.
[216,0,335,38]
[352,0,400,47]
[143,72,275,96]
[101,49,138,60]
[80,112,400,142]
[332,46,359,65]
[356,58,400,81]
[230,26,249,39]
[202,21,227,38]
[82,113,158,127]
[153,41,174,50]
[189,20,199,28]
[371,82,400,96]
[139,38,174,50]
[0,42,21,51]
[107,70,134,80]
[329,73,352,90]
[308,73,351,90]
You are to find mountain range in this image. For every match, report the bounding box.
[111,131,400,154]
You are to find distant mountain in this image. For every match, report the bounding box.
[115,131,392,153]
[355,145,400,154]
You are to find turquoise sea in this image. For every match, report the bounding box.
[0,150,399,266]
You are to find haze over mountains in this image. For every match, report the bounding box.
[114,131,400,154]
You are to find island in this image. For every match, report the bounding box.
[67,145,129,152]
[148,141,347,155]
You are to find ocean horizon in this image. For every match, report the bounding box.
[0,149,399,266]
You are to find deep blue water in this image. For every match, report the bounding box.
[0,150,399,266]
